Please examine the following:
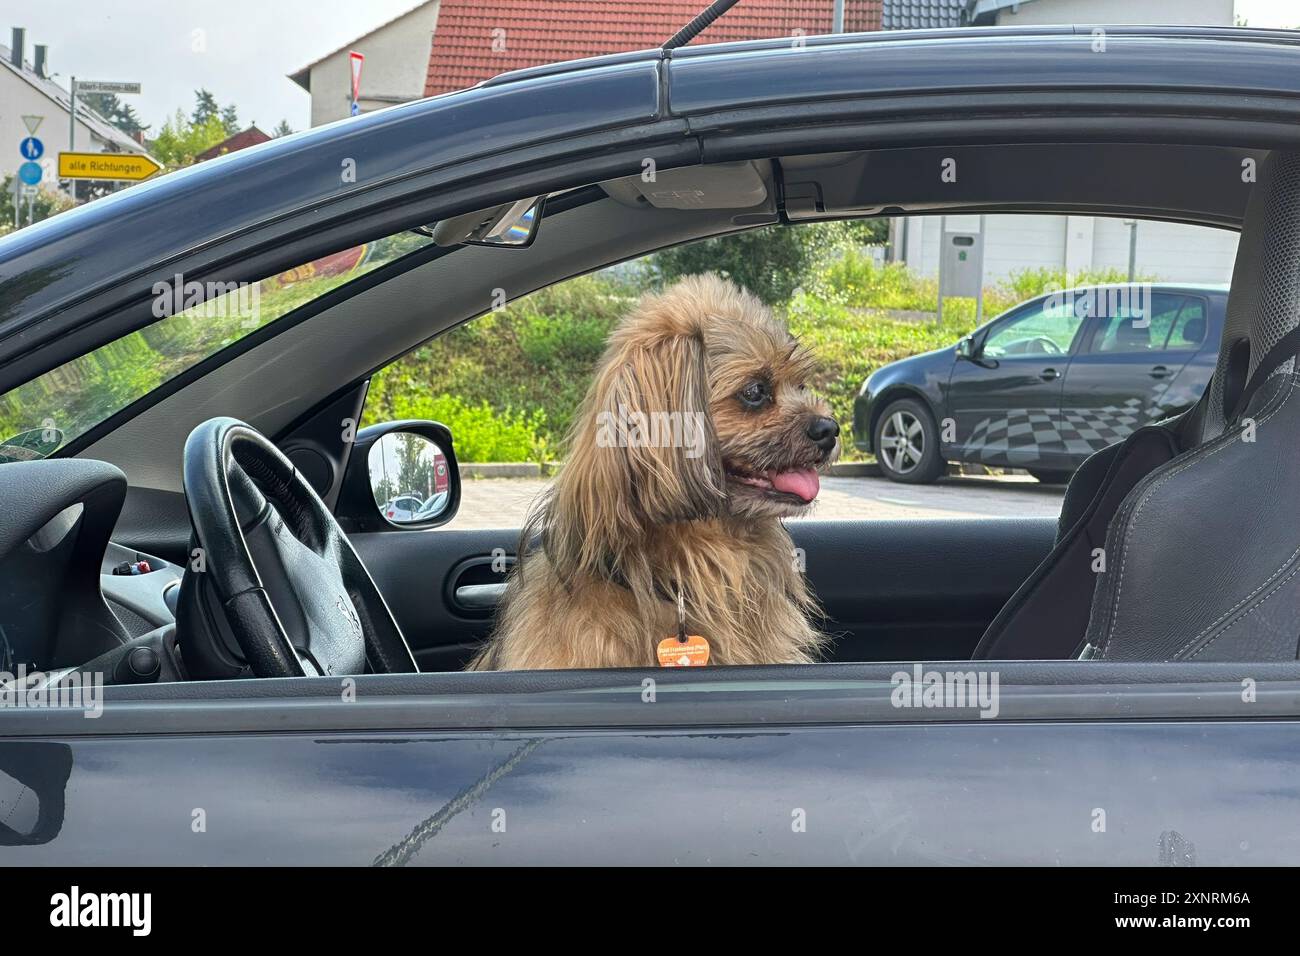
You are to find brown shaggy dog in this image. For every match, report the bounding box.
[469,274,840,671]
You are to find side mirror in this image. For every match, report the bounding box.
[0,426,64,463]
[956,336,974,360]
[335,421,460,532]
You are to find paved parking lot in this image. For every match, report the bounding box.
[450,473,1066,529]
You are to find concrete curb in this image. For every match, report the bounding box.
[459,462,540,479]
[825,461,881,478]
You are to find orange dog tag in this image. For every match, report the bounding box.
[657,634,710,667]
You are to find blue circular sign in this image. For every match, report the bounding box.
[19,136,43,160]
[17,161,42,185]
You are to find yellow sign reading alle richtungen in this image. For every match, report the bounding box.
[58,151,161,182]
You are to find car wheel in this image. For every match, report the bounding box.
[1028,469,1073,485]
[874,398,945,484]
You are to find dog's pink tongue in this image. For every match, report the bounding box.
[769,468,820,502]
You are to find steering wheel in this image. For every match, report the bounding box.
[177,417,417,679]
[1028,336,1063,355]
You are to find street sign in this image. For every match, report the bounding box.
[19,137,43,160]
[20,185,37,199]
[75,80,142,94]
[18,161,42,185]
[349,52,364,101]
[21,115,43,135]
[349,51,364,117]
[58,151,161,182]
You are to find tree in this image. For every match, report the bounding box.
[221,104,240,135]
[273,120,294,138]
[0,176,75,233]
[395,435,435,499]
[191,89,220,126]
[652,219,888,305]
[148,109,228,170]
[79,92,149,137]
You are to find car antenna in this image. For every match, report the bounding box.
[662,0,744,50]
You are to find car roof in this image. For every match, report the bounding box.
[1056,283,1230,294]
[480,24,1300,89]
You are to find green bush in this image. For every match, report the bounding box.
[652,220,886,305]
[363,273,638,460]
[998,266,1149,302]
[377,392,548,464]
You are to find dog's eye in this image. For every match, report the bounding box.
[738,381,771,409]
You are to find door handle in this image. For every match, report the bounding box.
[1039,368,1060,381]
[445,554,515,616]
[1149,365,1171,379]
[454,583,507,611]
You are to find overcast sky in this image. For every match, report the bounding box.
[9,0,1299,135]
[11,0,419,134]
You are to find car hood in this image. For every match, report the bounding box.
[867,345,954,388]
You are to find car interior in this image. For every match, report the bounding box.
[3,138,1299,691]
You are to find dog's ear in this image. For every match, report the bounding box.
[605,330,724,522]
[550,327,724,573]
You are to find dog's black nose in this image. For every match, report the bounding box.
[806,416,840,452]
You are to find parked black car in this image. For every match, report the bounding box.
[853,284,1228,483]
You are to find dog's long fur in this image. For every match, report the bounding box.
[469,274,838,670]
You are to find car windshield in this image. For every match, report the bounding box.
[0,231,433,461]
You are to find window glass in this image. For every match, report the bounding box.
[982,298,1082,358]
[0,231,432,461]
[1089,293,1196,354]
[1165,298,1208,350]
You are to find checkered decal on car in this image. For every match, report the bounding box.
[962,385,1170,465]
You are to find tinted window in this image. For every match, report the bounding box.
[1163,298,1208,350]
[1089,292,1197,354]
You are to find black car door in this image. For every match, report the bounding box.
[348,517,1059,670]
[943,295,1086,470]
[1059,292,1211,462]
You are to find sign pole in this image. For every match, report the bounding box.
[69,77,76,151]
[936,215,947,327]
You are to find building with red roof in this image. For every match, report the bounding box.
[423,0,885,97]
[195,126,272,163]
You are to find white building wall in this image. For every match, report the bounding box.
[900,214,1066,283]
[0,72,137,184]
[306,1,440,127]
[1091,216,1238,283]
[896,213,1239,286]
[992,0,1233,26]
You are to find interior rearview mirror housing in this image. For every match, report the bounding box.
[425,196,544,249]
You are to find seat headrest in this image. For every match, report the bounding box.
[1115,318,1151,350]
[1202,150,1300,440]
[1181,316,1207,345]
